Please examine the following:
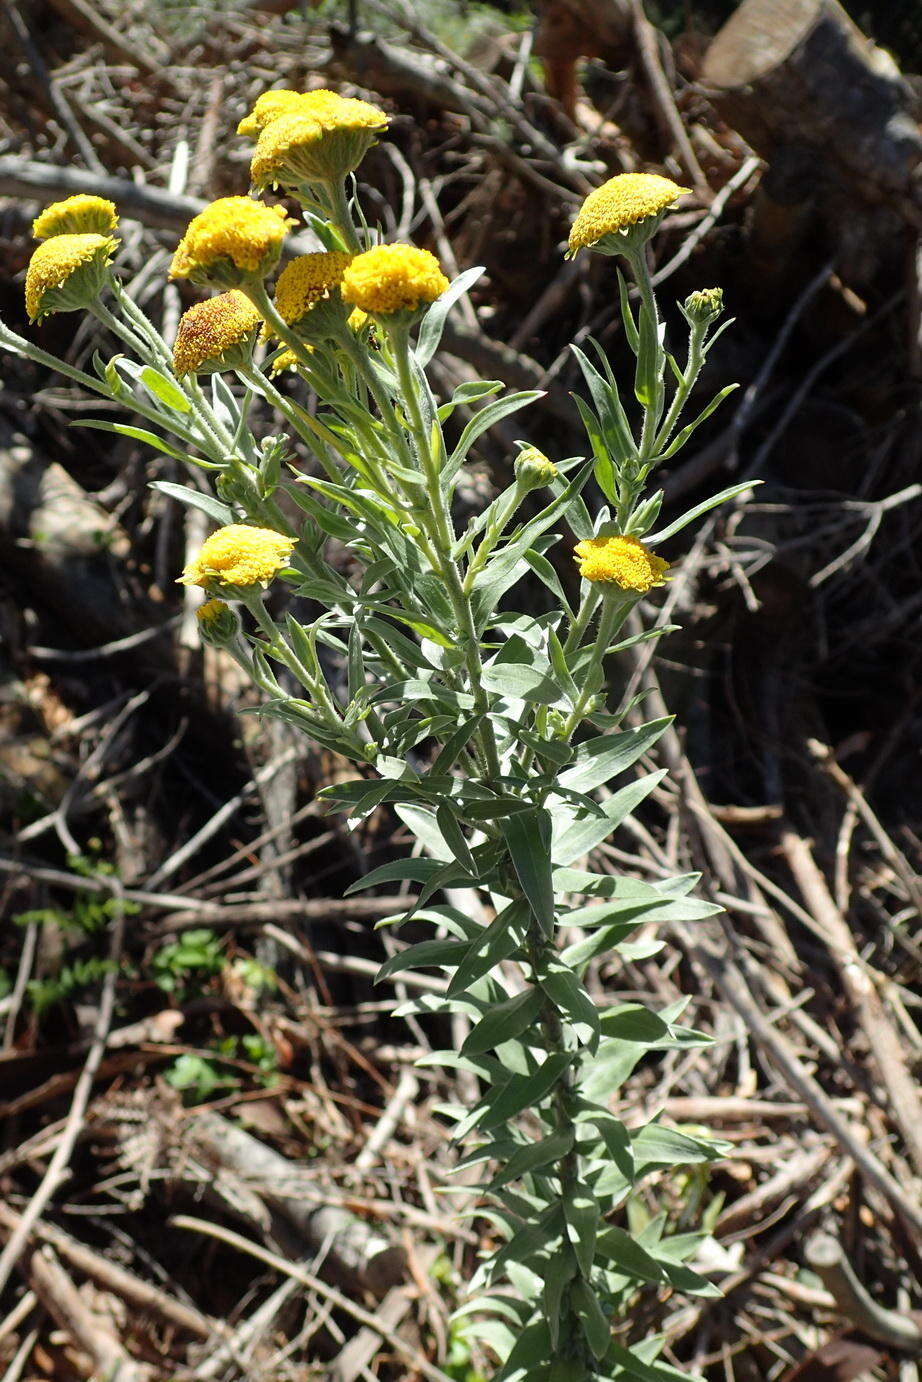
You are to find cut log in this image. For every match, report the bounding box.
[702,0,922,206]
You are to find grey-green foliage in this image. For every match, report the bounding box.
[0,190,743,1378]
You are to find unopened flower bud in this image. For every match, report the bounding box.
[515,447,558,491]
[195,598,239,646]
[684,287,724,325]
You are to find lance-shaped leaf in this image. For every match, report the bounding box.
[559,719,671,795]
[448,900,528,996]
[489,1127,575,1191]
[502,807,555,935]
[648,480,759,545]
[553,770,667,866]
[462,984,543,1056]
[657,383,738,459]
[415,265,484,366]
[570,1277,611,1361]
[564,1184,600,1279]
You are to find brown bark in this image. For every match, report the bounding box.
[702,0,922,281]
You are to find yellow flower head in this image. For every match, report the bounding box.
[274,251,353,325]
[172,291,262,377]
[181,524,295,589]
[573,535,670,592]
[237,89,314,137]
[250,95,387,191]
[568,174,688,255]
[170,197,292,288]
[341,244,449,316]
[33,194,118,240]
[25,233,116,321]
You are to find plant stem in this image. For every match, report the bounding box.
[654,320,706,453]
[627,247,665,461]
[388,324,503,781]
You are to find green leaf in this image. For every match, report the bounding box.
[525,552,575,620]
[658,383,739,459]
[494,1320,552,1382]
[539,964,600,1049]
[576,1109,633,1180]
[617,271,639,352]
[437,378,503,421]
[605,1341,704,1382]
[483,662,560,704]
[416,265,484,366]
[148,481,235,523]
[449,391,543,468]
[76,421,191,463]
[544,1250,578,1350]
[594,1227,664,1283]
[559,720,671,794]
[501,808,555,936]
[648,480,758,546]
[564,1186,599,1279]
[553,771,667,867]
[462,985,542,1056]
[474,1050,574,1132]
[489,1128,574,1191]
[345,857,448,893]
[436,804,477,876]
[632,1123,723,1170]
[599,1005,670,1042]
[139,366,191,413]
[571,1278,611,1361]
[448,900,527,996]
[375,938,469,983]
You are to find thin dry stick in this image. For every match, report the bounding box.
[687,923,922,1240]
[651,156,762,287]
[0,884,126,1298]
[171,1215,455,1382]
[630,0,708,194]
[806,1233,922,1351]
[778,826,922,1178]
[0,1203,216,1341]
[27,1245,153,1382]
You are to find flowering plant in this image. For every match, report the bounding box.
[1,102,751,1380]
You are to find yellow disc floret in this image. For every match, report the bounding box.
[573,535,670,592]
[568,174,688,254]
[238,89,315,137]
[32,194,118,239]
[181,525,295,589]
[24,233,116,321]
[341,244,449,316]
[274,252,353,325]
[172,291,262,377]
[170,197,292,287]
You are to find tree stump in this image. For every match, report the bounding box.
[702,0,922,283]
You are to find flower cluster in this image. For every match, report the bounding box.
[182,524,295,589]
[573,534,670,591]
[568,172,687,254]
[172,291,262,377]
[170,197,292,287]
[341,244,448,316]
